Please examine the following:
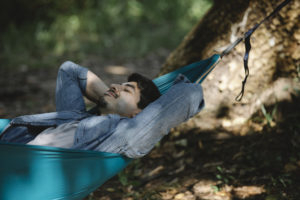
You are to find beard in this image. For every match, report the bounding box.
[97,96,116,115]
[98,96,108,109]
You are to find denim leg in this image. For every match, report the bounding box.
[96,82,205,158]
[55,61,88,112]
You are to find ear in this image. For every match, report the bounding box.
[129,108,142,118]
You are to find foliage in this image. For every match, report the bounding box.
[260,104,277,127]
[0,0,212,69]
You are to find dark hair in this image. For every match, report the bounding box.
[128,73,161,109]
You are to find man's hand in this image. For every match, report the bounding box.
[85,71,109,104]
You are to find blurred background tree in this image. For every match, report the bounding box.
[0,0,212,69]
[161,0,300,131]
[0,0,213,117]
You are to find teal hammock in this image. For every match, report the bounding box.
[0,54,220,200]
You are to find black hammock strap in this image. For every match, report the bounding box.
[221,0,292,101]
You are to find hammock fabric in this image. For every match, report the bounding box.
[0,54,220,200]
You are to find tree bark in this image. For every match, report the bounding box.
[161,0,300,132]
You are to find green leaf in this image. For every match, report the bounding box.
[211,185,220,192]
[216,166,223,173]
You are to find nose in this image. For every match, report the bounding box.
[110,84,124,93]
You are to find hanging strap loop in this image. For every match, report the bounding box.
[220,0,292,101]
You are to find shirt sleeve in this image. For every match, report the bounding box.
[110,77,205,158]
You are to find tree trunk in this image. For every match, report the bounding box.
[161,0,300,132]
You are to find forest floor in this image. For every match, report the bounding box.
[0,53,299,200]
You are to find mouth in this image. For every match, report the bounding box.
[105,89,118,99]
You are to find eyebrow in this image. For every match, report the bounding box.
[124,83,136,91]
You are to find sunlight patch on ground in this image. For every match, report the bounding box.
[192,180,266,200]
[105,65,129,75]
[233,186,266,199]
[159,180,266,200]
[222,117,247,128]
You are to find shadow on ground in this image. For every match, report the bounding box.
[91,96,300,200]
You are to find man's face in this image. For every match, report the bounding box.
[102,82,142,117]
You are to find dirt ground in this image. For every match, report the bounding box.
[89,95,300,200]
[0,52,299,200]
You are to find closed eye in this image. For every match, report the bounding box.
[124,84,135,93]
[124,88,131,93]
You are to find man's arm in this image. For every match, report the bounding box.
[85,71,109,104]
[96,81,205,158]
[56,61,109,112]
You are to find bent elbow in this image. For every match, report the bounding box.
[178,83,205,117]
[59,61,76,72]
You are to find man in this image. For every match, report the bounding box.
[0,61,205,158]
